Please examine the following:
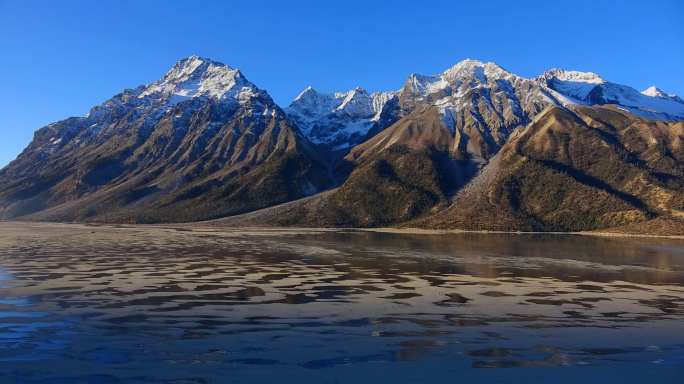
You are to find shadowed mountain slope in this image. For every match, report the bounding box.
[0,56,334,222]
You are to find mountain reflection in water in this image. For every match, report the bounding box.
[0,223,682,383]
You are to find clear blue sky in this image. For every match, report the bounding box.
[1,0,682,168]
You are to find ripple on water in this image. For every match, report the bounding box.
[0,226,683,383]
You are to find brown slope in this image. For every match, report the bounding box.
[208,146,459,228]
[207,101,560,229]
[13,113,334,223]
[209,107,474,228]
[410,105,684,232]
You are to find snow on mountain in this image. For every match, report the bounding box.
[36,56,285,161]
[398,59,556,144]
[404,73,449,98]
[37,55,684,162]
[538,69,684,120]
[285,59,556,156]
[86,55,278,125]
[642,86,668,98]
[83,56,276,124]
[402,59,503,100]
[135,55,272,110]
[411,59,547,110]
[537,69,605,100]
[7,54,684,223]
[282,59,684,157]
[543,68,605,84]
[285,86,399,149]
[641,86,684,103]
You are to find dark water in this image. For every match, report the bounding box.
[0,224,683,383]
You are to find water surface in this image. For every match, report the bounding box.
[0,223,683,383]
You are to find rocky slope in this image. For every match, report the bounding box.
[0,56,334,222]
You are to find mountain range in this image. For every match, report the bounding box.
[2,56,684,235]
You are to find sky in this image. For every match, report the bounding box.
[0,0,682,168]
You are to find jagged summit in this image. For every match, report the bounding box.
[285,85,399,149]
[455,58,484,65]
[178,55,227,67]
[134,56,265,107]
[294,86,370,100]
[293,86,332,101]
[440,58,484,79]
[403,59,520,101]
[77,55,281,137]
[163,56,231,77]
[441,59,513,82]
[643,86,667,97]
[536,68,606,102]
[153,55,233,88]
[441,58,485,72]
[641,86,681,102]
[540,68,605,84]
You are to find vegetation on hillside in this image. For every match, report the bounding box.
[411,106,684,233]
[273,146,459,227]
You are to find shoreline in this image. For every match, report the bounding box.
[357,227,684,239]
[2,220,684,240]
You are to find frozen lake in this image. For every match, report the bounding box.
[0,223,682,383]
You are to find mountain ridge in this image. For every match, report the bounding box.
[284,58,684,165]
[2,56,684,235]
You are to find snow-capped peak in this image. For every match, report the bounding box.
[537,68,684,120]
[642,86,672,99]
[152,56,233,89]
[293,86,334,102]
[541,68,605,84]
[441,59,487,84]
[285,85,400,148]
[442,58,484,74]
[335,87,369,103]
[404,59,519,99]
[136,56,264,108]
[288,86,376,120]
[441,59,517,82]
[181,55,226,67]
[536,68,606,102]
